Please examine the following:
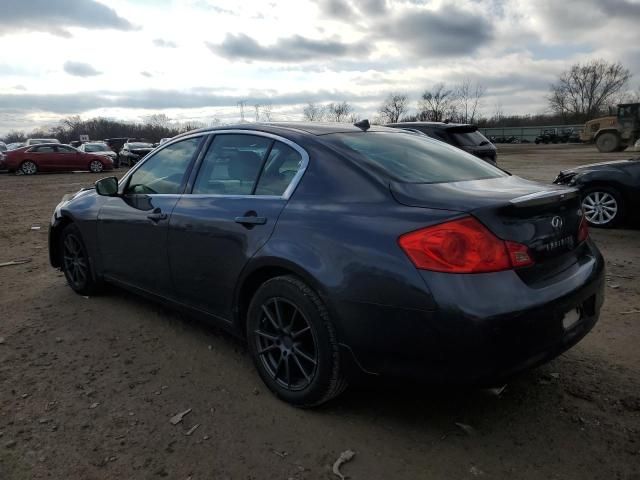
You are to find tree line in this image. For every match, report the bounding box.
[2,60,636,144]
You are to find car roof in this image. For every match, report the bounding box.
[173,121,397,140]
[387,121,475,130]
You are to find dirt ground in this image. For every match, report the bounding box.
[0,144,639,480]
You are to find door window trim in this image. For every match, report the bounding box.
[185,130,310,200]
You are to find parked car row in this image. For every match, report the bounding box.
[49,122,605,406]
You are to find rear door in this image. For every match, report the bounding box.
[168,132,307,320]
[97,136,204,296]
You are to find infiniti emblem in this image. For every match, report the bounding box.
[551,216,564,229]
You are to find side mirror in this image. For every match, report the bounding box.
[95,176,118,196]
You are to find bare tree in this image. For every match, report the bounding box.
[456,79,485,123]
[548,59,632,122]
[492,102,504,123]
[418,84,457,122]
[326,101,354,122]
[303,102,326,121]
[377,93,409,123]
[144,113,172,128]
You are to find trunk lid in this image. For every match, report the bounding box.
[391,176,584,261]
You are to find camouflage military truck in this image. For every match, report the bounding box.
[581,103,640,153]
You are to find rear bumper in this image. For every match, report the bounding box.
[333,240,605,384]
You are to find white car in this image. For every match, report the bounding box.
[78,142,118,161]
[26,138,60,146]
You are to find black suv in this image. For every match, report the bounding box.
[387,122,497,164]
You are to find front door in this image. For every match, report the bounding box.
[55,145,82,170]
[97,136,203,296]
[168,133,306,320]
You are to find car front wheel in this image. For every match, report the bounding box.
[89,159,104,173]
[246,276,347,407]
[582,187,623,228]
[60,223,103,295]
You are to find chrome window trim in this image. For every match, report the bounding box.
[116,130,310,200]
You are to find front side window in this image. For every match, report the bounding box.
[325,132,506,184]
[125,137,201,195]
[193,134,272,195]
[56,145,76,153]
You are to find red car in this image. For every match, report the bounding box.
[4,143,114,175]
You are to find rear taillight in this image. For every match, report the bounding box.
[398,216,534,273]
[577,215,589,243]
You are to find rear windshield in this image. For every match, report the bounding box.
[450,130,491,147]
[325,132,506,184]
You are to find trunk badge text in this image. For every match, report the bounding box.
[551,216,564,229]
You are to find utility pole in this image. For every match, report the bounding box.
[254,104,261,122]
[237,101,246,122]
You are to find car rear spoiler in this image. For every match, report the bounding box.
[509,188,579,207]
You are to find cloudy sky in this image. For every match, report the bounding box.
[1,0,639,134]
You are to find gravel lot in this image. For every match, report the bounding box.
[1,144,639,479]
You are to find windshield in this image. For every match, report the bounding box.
[450,130,491,147]
[325,132,506,184]
[128,143,153,148]
[85,143,109,152]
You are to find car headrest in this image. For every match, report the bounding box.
[228,150,261,181]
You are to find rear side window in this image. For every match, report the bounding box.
[32,146,55,153]
[325,132,506,184]
[255,142,302,196]
[193,134,272,195]
[125,137,201,195]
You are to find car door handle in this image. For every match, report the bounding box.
[147,212,168,222]
[234,216,267,226]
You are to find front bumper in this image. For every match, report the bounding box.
[334,240,605,384]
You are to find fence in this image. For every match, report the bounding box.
[479,124,584,143]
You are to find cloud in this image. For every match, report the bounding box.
[141,71,153,78]
[316,0,387,19]
[153,38,177,48]
[380,6,494,57]
[0,88,383,115]
[317,0,356,18]
[63,61,102,77]
[1,0,134,37]
[207,33,371,63]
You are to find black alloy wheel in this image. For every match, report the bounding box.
[60,224,102,295]
[247,276,347,407]
[254,297,318,391]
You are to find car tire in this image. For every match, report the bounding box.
[60,223,103,295]
[89,159,104,173]
[581,187,624,228]
[596,132,620,153]
[246,275,347,407]
[20,160,37,175]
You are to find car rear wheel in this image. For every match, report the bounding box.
[246,275,347,407]
[582,187,623,228]
[89,159,104,173]
[60,223,103,295]
[596,132,620,153]
[20,160,37,175]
